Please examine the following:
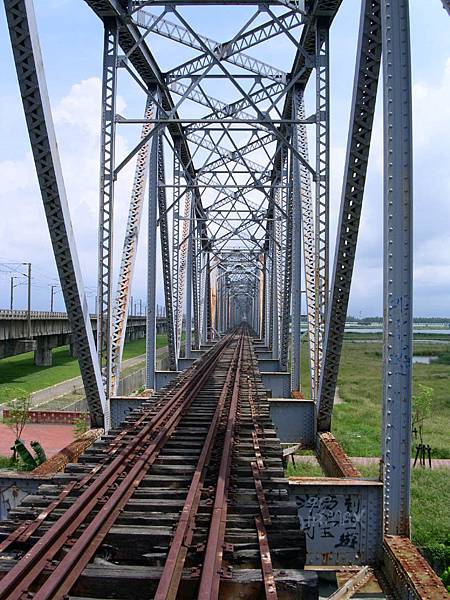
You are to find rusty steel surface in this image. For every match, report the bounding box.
[32,428,104,476]
[255,516,279,600]
[0,332,237,599]
[197,335,245,599]
[383,535,449,599]
[154,340,242,600]
[0,328,306,599]
[317,432,361,478]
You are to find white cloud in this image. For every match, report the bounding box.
[0,77,158,311]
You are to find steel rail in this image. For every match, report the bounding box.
[197,334,245,599]
[0,333,236,600]
[0,340,224,555]
[154,336,243,599]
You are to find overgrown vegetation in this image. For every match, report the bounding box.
[73,415,89,438]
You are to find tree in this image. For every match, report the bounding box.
[3,388,32,460]
[412,384,433,445]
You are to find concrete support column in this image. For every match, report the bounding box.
[69,336,78,358]
[34,337,53,366]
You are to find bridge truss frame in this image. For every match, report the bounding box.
[4,0,436,542]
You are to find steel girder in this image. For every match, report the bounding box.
[156,135,177,370]
[175,190,192,354]
[317,0,382,430]
[290,92,303,391]
[294,88,317,399]
[111,93,156,394]
[4,0,106,426]
[192,219,201,349]
[135,9,297,82]
[97,20,118,399]
[280,155,294,371]
[314,21,330,391]
[171,139,182,353]
[184,199,194,355]
[381,0,413,537]
[84,0,208,239]
[146,125,159,390]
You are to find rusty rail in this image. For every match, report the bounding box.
[197,335,245,599]
[154,338,242,600]
[0,332,236,600]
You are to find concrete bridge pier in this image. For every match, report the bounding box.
[34,335,58,367]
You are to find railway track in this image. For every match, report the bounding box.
[0,328,315,599]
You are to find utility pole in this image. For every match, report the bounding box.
[23,263,31,338]
[10,276,17,310]
[50,285,57,312]
[139,298,142,316]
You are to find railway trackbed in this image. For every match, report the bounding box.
[0,328,316,599]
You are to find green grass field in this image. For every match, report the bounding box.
[296,336,450,566]
[299,337,450,458]
[0,335,167,401]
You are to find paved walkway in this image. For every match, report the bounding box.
[29,347,168,406]
[293,455,450,469]
[0,423,74,458]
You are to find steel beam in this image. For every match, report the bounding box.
[146,123,159,390]
[381,0,413,537]
[4,0,105,426]
[314,20,330,397]
[294,89,317,400]
[111,93,155,394]
[157,135,177,370]
[291,92,304,392]
[97,19,118,401]
[317,0,382,430]
[280,154,293,372]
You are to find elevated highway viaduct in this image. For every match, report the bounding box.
[0,310,166,366]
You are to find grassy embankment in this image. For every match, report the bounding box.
[291,335,450,562]
[0,335,167,401]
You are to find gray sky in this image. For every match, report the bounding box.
[0,1,449,316]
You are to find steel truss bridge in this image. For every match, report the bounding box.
[2,0,449,597]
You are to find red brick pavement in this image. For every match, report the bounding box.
[0,423,74,458]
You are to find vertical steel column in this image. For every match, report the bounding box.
[175,189,191,355]
[111,93,155,394]
[192,218,200,349]
[4,0,105,426]
[265,252,271,347]
[280,153,293,372]
[146,125,159,390]
[185,200,194,357]
[291,91,304,392]
[381,0,413,537]
[205,253,212,340]
[271,233,279,360]
[315,20,330,396]
[294,89,317,400]
[260,254,266,342]
[157,134,177,370]
[268,233,274,351]
[172,140,182,357]
[97,18,118,401]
